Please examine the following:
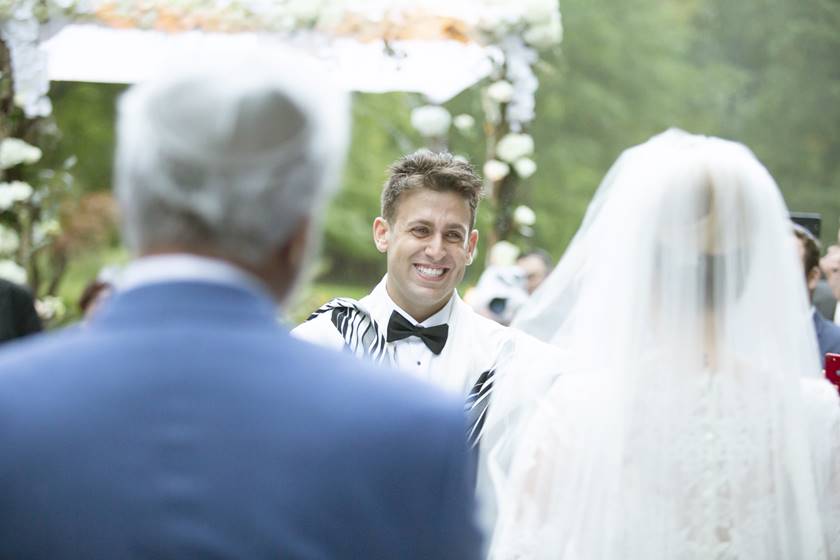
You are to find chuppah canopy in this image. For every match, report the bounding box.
[42,24,493,103]
[9,0,559,108]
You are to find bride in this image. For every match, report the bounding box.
[488,130,840,559]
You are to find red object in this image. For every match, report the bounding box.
[824,353,840,392]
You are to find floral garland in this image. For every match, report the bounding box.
[410,0,563,247]
[0,1,88,319]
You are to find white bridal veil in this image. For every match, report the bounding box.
[489,130,840,559]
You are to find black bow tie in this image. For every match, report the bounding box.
[386,310,449,355]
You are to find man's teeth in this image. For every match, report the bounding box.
[416,265,444,277]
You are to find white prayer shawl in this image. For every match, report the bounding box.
[293,277,522,442]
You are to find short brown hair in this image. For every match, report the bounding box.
[381,150,483,228]
[793,224,821,277]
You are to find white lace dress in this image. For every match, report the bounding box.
[490,374,840,560]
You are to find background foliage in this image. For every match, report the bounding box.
[48,0,840,321]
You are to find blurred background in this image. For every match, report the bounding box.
[3,0,839,325]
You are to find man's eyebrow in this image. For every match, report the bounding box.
[405,219,433,227]
[404,219,469,233]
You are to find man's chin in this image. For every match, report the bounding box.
[408,283,454,307]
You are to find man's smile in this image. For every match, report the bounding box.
[414,263,450,281]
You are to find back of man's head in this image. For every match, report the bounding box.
[115,51,348,266]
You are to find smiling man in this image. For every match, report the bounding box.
[293,150,524,448]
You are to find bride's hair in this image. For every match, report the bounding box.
[652,148,753,312]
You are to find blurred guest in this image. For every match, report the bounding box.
[820,244,840,322]
[0,52,481,559]
[795,225,840,362]
[516,249,552,294]
[468,264,529,325]
[0,278,41,343]
[813,275,837,321]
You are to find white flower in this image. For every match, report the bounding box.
[488,240,520,266]
[513,205,537,226]
[410,105,451,137]
[0,181,34,210]
[513,157,537,178]
[496,133,535,163]
[0,138,42,170]
[0,259,26,285]
[35,295,66,321]
[0,225,19,255]
[486,80,515,104]
[32,218,61,244]
[453,114,475,132]
[523,17,564,49]
[483,159,510,182]
[520,0,561,25]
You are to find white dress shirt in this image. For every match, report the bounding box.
[385,290,455,380]
[117,254,274,302]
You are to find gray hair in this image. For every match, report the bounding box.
[115,50,349,264]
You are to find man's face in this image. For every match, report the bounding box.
[822,245,840,299]
[796,235,820,299]
[517,254,549,294]
[373,188,478,323]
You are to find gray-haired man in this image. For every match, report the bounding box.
[0,52,482,559]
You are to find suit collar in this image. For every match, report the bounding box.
[92,281,281,330]
[118,254,273,300]
[813,307,825,334]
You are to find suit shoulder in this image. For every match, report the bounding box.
[286,333,464,418]
[0,326,82,374]
[291,311,344,350]
[823,317,840,347]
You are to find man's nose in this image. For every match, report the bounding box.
[425,235,446,260]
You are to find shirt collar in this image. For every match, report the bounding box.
[117,254,274,301]
[373,274,455,327]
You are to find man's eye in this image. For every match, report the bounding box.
[446,232,464,241]
[412,227,430,236]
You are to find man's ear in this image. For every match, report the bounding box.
[280,218,311,271]
[372,216,390,253]
[466,229,479,265]
[262,217,313,303]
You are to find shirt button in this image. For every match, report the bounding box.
[416,361,421,366]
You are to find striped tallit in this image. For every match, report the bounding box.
[306,298,389,365]
[305,297,492,447]
[465,368,495,448]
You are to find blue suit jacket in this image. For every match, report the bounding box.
[0,282,482,559]
[813,308,840,365]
